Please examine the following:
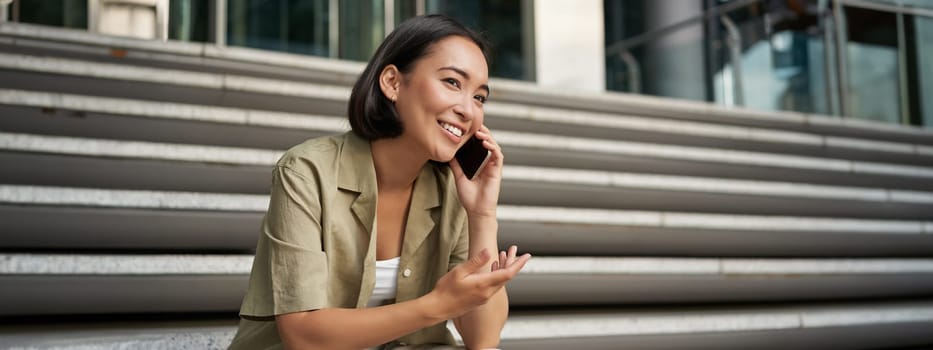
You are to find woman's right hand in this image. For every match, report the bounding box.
[427,247,531,319]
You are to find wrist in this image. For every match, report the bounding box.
[418,291,453,323]
[467,216,498,243]
[465,202,496,219]
[467,210,497,223]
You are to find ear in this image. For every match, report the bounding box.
[378,64,401,103]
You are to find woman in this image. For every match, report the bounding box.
[228,14,531,350]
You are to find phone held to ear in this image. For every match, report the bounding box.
[455,135,491,180]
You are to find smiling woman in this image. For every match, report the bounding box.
[374,36,491,166]
[227,14,530,350]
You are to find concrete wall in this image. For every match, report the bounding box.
[533,0,605,92]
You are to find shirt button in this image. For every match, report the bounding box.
[402,268,412,277]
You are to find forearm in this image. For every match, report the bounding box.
[455,216,509,348]
[455,287,508,349]
[277,295,447,350]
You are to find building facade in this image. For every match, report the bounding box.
[5,0,932,127]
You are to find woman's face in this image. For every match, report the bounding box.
[388,36,489,162]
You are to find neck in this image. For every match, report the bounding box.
[370,137,427,192]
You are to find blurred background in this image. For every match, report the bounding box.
[1,0,933,349]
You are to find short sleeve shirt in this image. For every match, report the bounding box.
[228,132,470,349]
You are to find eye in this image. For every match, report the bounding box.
[474,95,487,104]
[443,78,461,88]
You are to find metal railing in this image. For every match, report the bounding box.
[604,0,933,124]
[604,0,761,98]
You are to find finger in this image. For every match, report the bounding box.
[473,268,512,287]
[491,261,499,272]
[478,126,494,139]
[507,253,532,273]
[476,129,498,148]
[472,129,501,160]
[461,248,491,274]
[482,139,504,167]
[482,127,497,147]
[480,267,519,287]
[482,253,532,286]
[499,250,507,270]
[482,139,500,152]
[507,245,518,265]
[449,157,466,179]
[475,130,496,146]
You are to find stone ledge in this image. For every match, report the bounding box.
[2,301,933,349]
[2,186,931,234]
[7,134,933,199]
[5,253,933,276]
[2,88,928,157]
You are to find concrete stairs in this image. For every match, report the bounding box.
[2,22,933,349]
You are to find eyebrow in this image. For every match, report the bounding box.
[439,66,490,95]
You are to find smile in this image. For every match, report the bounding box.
[439,121,464,138]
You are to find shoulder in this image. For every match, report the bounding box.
[274,132,352,176]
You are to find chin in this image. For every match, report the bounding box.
[433,154,456,163]
[435,143,459,159]
[431,149,457,163]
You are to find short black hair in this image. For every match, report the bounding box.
[347,14,490,140]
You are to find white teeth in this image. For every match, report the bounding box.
[440,122,463,137]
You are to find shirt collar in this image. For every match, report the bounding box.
[337,131,376,193]
[337,132,441,210]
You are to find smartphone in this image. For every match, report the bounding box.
[455,135,491,180]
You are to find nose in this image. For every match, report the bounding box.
[452,95,478,122]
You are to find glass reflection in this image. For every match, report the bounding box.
[425,0,531,81]
[844,6,901,123]
[915,16,933,127]
[18,0,87,29]
[227,0,329,56]
[169,0,209,42]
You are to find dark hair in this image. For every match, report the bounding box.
[348,14,490,140]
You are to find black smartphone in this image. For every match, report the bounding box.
[455,135,491,180]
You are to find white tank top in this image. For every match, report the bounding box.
[366,257,400,307]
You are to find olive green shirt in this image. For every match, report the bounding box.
[228,132,470,349]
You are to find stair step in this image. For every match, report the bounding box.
[7,128,933,190]
[0,52,350,115]
[0,21,364,85]
[7,133,933,218]
[0,319,239,350]
[2,186,931,255]
[498,301,933,349]
[2,301,933,349]
[2,89,931,165]
[8,129,933,183]
[3,254,933,314]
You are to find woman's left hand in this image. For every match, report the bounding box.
[449,125,503,219]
